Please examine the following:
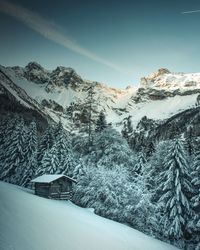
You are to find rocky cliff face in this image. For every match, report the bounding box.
[10,62,85,90]
[49,66,84,88]
[137,68,200,101]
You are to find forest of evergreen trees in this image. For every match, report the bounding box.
[0,112,200,250]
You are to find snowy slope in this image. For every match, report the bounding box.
[0,181,179,250]
[126,94,198,129]
[0,67,53,120]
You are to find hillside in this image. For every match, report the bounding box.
[0,181,179,250]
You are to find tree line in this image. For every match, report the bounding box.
[0,112,199,249]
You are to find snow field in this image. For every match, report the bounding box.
[0,181,179,250]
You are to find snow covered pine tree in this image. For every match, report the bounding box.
[156,138,192,248]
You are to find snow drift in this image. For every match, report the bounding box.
[0,181,178,250]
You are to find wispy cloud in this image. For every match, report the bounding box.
[0,0,129,74]
[182,9,200,14]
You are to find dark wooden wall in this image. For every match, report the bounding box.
[35,183,50,197]
[34,177,73,200]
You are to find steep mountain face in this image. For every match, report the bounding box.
[0,62,200,141]
[0,67,51,131]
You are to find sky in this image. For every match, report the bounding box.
[0,0,200,88]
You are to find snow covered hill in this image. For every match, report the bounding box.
[0,181,178,250]
[1,62,200,131]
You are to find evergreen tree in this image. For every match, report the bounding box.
[87,85,95,147]
[157,139,192,247]
[189,150,200,245]
[184,126,195,156]
[122,115,133,143]
[37,128,76,176]
[25,121,38,162]
[79,84,97,151]
[39,146,60,175]
[72,161,86,180]
[146,140,171,193]
[72,134,90,156]
[95,111,107,132]
[0,118,27,184]
[0,116,18,168]
[53,120,63,139]
[20,121,38,186]
[37,125,55,172]
[21,151,37,187]
[0,117,9,145]
[145,141,155,158]
[191,150,200,210]
[134,151,147,176]
[79,108,89,124]
[54,130,77,176]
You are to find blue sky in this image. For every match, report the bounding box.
[0,0,200,88]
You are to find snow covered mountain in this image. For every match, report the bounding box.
[0,62,200,132]
[0,181,178,250]
[140,68,200,92]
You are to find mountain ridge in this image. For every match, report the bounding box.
[1,62,200,133]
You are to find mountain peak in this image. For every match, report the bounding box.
[148,68,171,79]
[53,66,75,73]
[23,62,49,84]
[25,62,44,71]
[50,66,84,87]
[139,68,200,91]
[140,68,171,89]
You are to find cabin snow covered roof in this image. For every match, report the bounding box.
[31,174,77,183]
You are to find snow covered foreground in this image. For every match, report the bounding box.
[0,182,179,250]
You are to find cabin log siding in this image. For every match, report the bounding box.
[35,183,50,197]
[33,176,74,200]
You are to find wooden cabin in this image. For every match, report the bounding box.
[31,174,77,200]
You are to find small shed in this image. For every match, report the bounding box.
[31,174,77,200]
